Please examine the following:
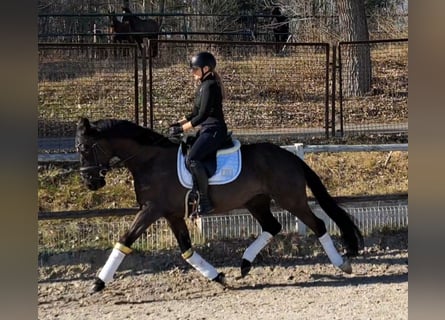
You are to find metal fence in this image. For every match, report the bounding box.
[38,42,140,151]
[337,39,408,136]
[37,11,408,44]
[38,39,407,153]
[150,39,330,135]
[38,199,408,254]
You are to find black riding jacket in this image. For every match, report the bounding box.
[186,74,226,128]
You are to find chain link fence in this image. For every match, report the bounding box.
[38,43,139,151]
[38,38,407,153]
[150,40,330,136]
[38,199,407,254]
[337,39,408,136]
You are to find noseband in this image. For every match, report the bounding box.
[77,142,110,180]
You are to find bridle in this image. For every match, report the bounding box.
[76,132,171,181]
[77,141,111,181]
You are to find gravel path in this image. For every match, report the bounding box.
[38,232,408,320]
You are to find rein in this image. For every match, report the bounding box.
[78,134,170,177]
[109,135,169,168]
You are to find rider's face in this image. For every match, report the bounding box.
[191,66,209,80]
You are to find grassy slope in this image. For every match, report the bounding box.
[38,151,407,212]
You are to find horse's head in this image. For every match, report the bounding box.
[107,11,118,40]
[122,6,132,14]
[75,118,112,191]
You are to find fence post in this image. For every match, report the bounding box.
[142,46,148,127]
[293,142,307,235]
[338,43,344,136]
[331,44,337,136]
[294,143,304,160]
[148,40,154,129]
[134,45,139,125]
[324,43,330,138]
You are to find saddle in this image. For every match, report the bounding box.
[177,133,242,220]
[176,133,242,189]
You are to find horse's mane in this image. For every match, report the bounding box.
[93,119,176,147]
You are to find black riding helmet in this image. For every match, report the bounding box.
[190,52,216,80]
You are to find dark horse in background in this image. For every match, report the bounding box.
[75,118,363,292]
[121,6,159,57]
[271,7,290,53]
[107,11,133,57]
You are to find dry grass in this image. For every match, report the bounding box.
[305,151,408,197]
[38,150,407,213]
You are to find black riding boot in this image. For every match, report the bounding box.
[189,160,214,215]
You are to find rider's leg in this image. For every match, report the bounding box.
[186,128,225,215]
[189,160,214,215]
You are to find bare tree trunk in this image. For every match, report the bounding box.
[158,0,165,27]
[337,0,372,96]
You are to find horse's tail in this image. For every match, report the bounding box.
[300,158,364,256]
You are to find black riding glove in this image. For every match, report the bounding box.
[169,122,180,128]
[168,124,183,136]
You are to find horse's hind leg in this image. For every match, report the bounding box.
[165,214,226,285]
[280,197,351,273]
[241,195,282,277]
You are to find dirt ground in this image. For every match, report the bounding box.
[38,231,408,320]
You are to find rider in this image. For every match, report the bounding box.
[169,51,228,215]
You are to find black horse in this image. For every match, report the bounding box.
[271,7,290,53]
[108,11,132,43]
[107,11,133,57]
[75,118,363,293]
[121,6,159,57]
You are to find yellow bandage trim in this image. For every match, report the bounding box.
[114,242,133,255]
[182,248,194,260]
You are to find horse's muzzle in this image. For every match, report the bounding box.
[80,166,108,190]
[85,178,106,191]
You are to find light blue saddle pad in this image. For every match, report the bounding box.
[177,139,242,189]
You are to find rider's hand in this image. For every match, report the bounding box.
[168,124,183,136]
[169,122,180,128]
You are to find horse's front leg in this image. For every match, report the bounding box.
[165,214,226,286]
[91,202,162,293]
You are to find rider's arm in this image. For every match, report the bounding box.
[188,82,216,127]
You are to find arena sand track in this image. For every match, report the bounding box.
[38,231,408,320]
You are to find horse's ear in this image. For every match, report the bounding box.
[77,117,91,133]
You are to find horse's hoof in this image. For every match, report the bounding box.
[240,259,252,277]
[212,272,226,286]
[338,258,352,274]
[90,278,105,293]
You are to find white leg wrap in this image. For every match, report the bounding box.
[242,231,273,262]
[98,248,126,284]
[185,251,219,280]
[318,233,344,267]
